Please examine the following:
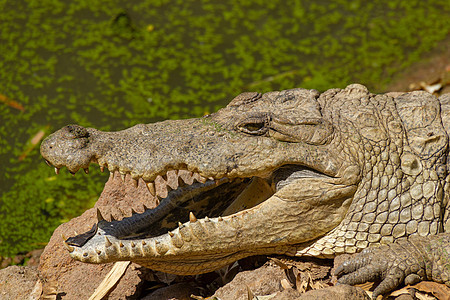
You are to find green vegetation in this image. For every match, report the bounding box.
[0,0,449,257]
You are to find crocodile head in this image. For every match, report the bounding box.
[40,84,448,275]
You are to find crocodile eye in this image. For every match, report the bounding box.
[237,118,269,135]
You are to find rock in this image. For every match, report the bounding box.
[38,173,162,299]
[213,264,288,300]
[296,284,370,300]
[271,288,303,300]
[25,249,44,268]
[0,265,41,300]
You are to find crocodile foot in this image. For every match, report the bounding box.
[335,237,432,299]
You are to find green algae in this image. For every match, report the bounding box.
[0,0,449,256]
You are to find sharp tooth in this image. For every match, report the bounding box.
[218,216,223,221]
[142,241,146,246]
[208,177,214,181]
[96,249,101,255]
[178,222,183,227]
[146,182,156,196]
[205,216,210,222]
[61,234,67,241]
[84,168,89,174]
[105,236,112,247]
[120,173,126,182]
[189,212,197,223]
[74,231,78,235]
[97,208,105,222]
[120,242,124,247]
[131,241,135,247]
[55,167,60,175]
[100,166,104,173]
[168,232,174,237]
[63,240,74,252]
[155,195,162,206]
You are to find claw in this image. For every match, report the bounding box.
[84,168,89,174]
[55,167,60,175]
[45,159,51,166]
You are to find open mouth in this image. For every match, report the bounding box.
[47,161,333,258]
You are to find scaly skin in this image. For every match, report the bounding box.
[41,84,450,294]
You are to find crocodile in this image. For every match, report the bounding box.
[40,84,450,297]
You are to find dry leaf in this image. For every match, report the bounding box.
[41,280,58,300]
[415,292,438,300]
[89,261,130,300]
[246,285,254,300]
[0,93,25,111]
[28,279,42,300]
[420,81,442,93]
[389,286,412,297]
[281,278,293,290]
[269,257,289,270]
[411,281,450,300]
[355,281,376,292]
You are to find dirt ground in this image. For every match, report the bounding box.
[386,36,450,95]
